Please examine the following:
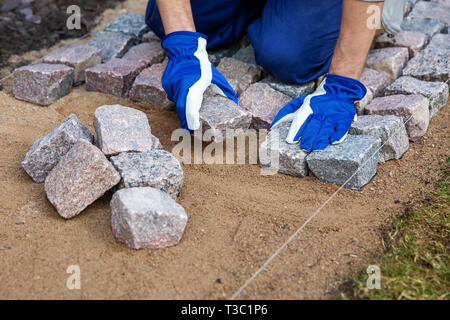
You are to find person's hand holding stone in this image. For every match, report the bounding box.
[270,74,367,151]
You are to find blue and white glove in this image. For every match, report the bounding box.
[161,31,238,132]
[269,74,367,151]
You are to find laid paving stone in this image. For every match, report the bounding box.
[375,31,427,58]
[198,90,252,142]
[401,19,445,40]
[141,30,160,43]
[403,34,450,82]
[355,88,374,115]
[13,63,74,105]
[104,13,149,41]
[349,115,409,163]
[365,95,430,141]
[129,62,174,110]
[232,45,257,65]
[111,187,188,249]
[45,140,121,219]
[407,0,450,28]
[88,31,135,62]
[22,114,94,183]
[94,104,154,156]
[259,123,309,177]
[366,47,409,81]
[360,68,392,97]
[110,150,183,199]
[122,42,165,66]
[216,57,262,96]
[42,44,101,85]
[385,76,449,118]
[306,135,381,190]
[208,43,240,66]
[261,75,315,98]
[239,83,291,130]
[85,58,147,98]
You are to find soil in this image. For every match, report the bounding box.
[0,0,125,79]
[0,0,449,300]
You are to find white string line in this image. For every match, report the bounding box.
[0,33,91,84]
[230,112,416,300]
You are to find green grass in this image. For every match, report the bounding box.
[340,160,449,300]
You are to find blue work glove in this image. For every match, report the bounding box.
[161,31,238,132]
[269,74,367,151]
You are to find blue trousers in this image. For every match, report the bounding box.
[145,0,343,84]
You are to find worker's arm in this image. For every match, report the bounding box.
[329,0,384,80]
[270,0,381,151]
[155,0,196,34]
[155,0,237,132]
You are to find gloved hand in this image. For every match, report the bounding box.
[269,74,367,151]
[161,31,238,132]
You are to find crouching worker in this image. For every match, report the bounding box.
[145,0,404,151]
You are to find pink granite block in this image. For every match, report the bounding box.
[129,62,175,110]
[216,57,262,96]
[360,68,392,97]
[122,42,165,66]
[355,88,374,115]
[13,63,74,105]
[407,0,450,27]
[93,104,154,156]
[198,90,252,142]
[142,30,160,43]
[366,47,409,81]
[365,95,430,141]
[44,140,121,219]
[42,44,101,85]
[375,31,427,58]
[385,76,449,118]
[239,83,291,130]
[111,187,188,250]
[85,58,147,98]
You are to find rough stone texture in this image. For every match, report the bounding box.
[232,45,257,65]
[360,68,392,97]
[385,76,449,118]
[111,187,188,250]
[407,0,450,28]
[239,83,291,130]
[122,42,165,66]
[142,30,160,43]
[94,105,154,156]
[198,91,252,142]
[13,63,74,105]
[261,75,315,98]
[129,62,174,110]
[375,31,427,58]
[349,115,409,163]
[42,44,102,85]
[45,140,121,219]
[150,134,163,150]
[405,0,420,16]
[22,114,94,183]
[104,13,149,41]
[366,47,409,81]
[403,33,450,82]
[259,123,309,177]
[216,57,262,96]
[401,19,445,40]
[88,31,135,62]
[355,88,374,115]
[110,150,184,199]
[208,43,240,66]
[306,135,381,190]
[85,58,147,98]
[365,95,430,141]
